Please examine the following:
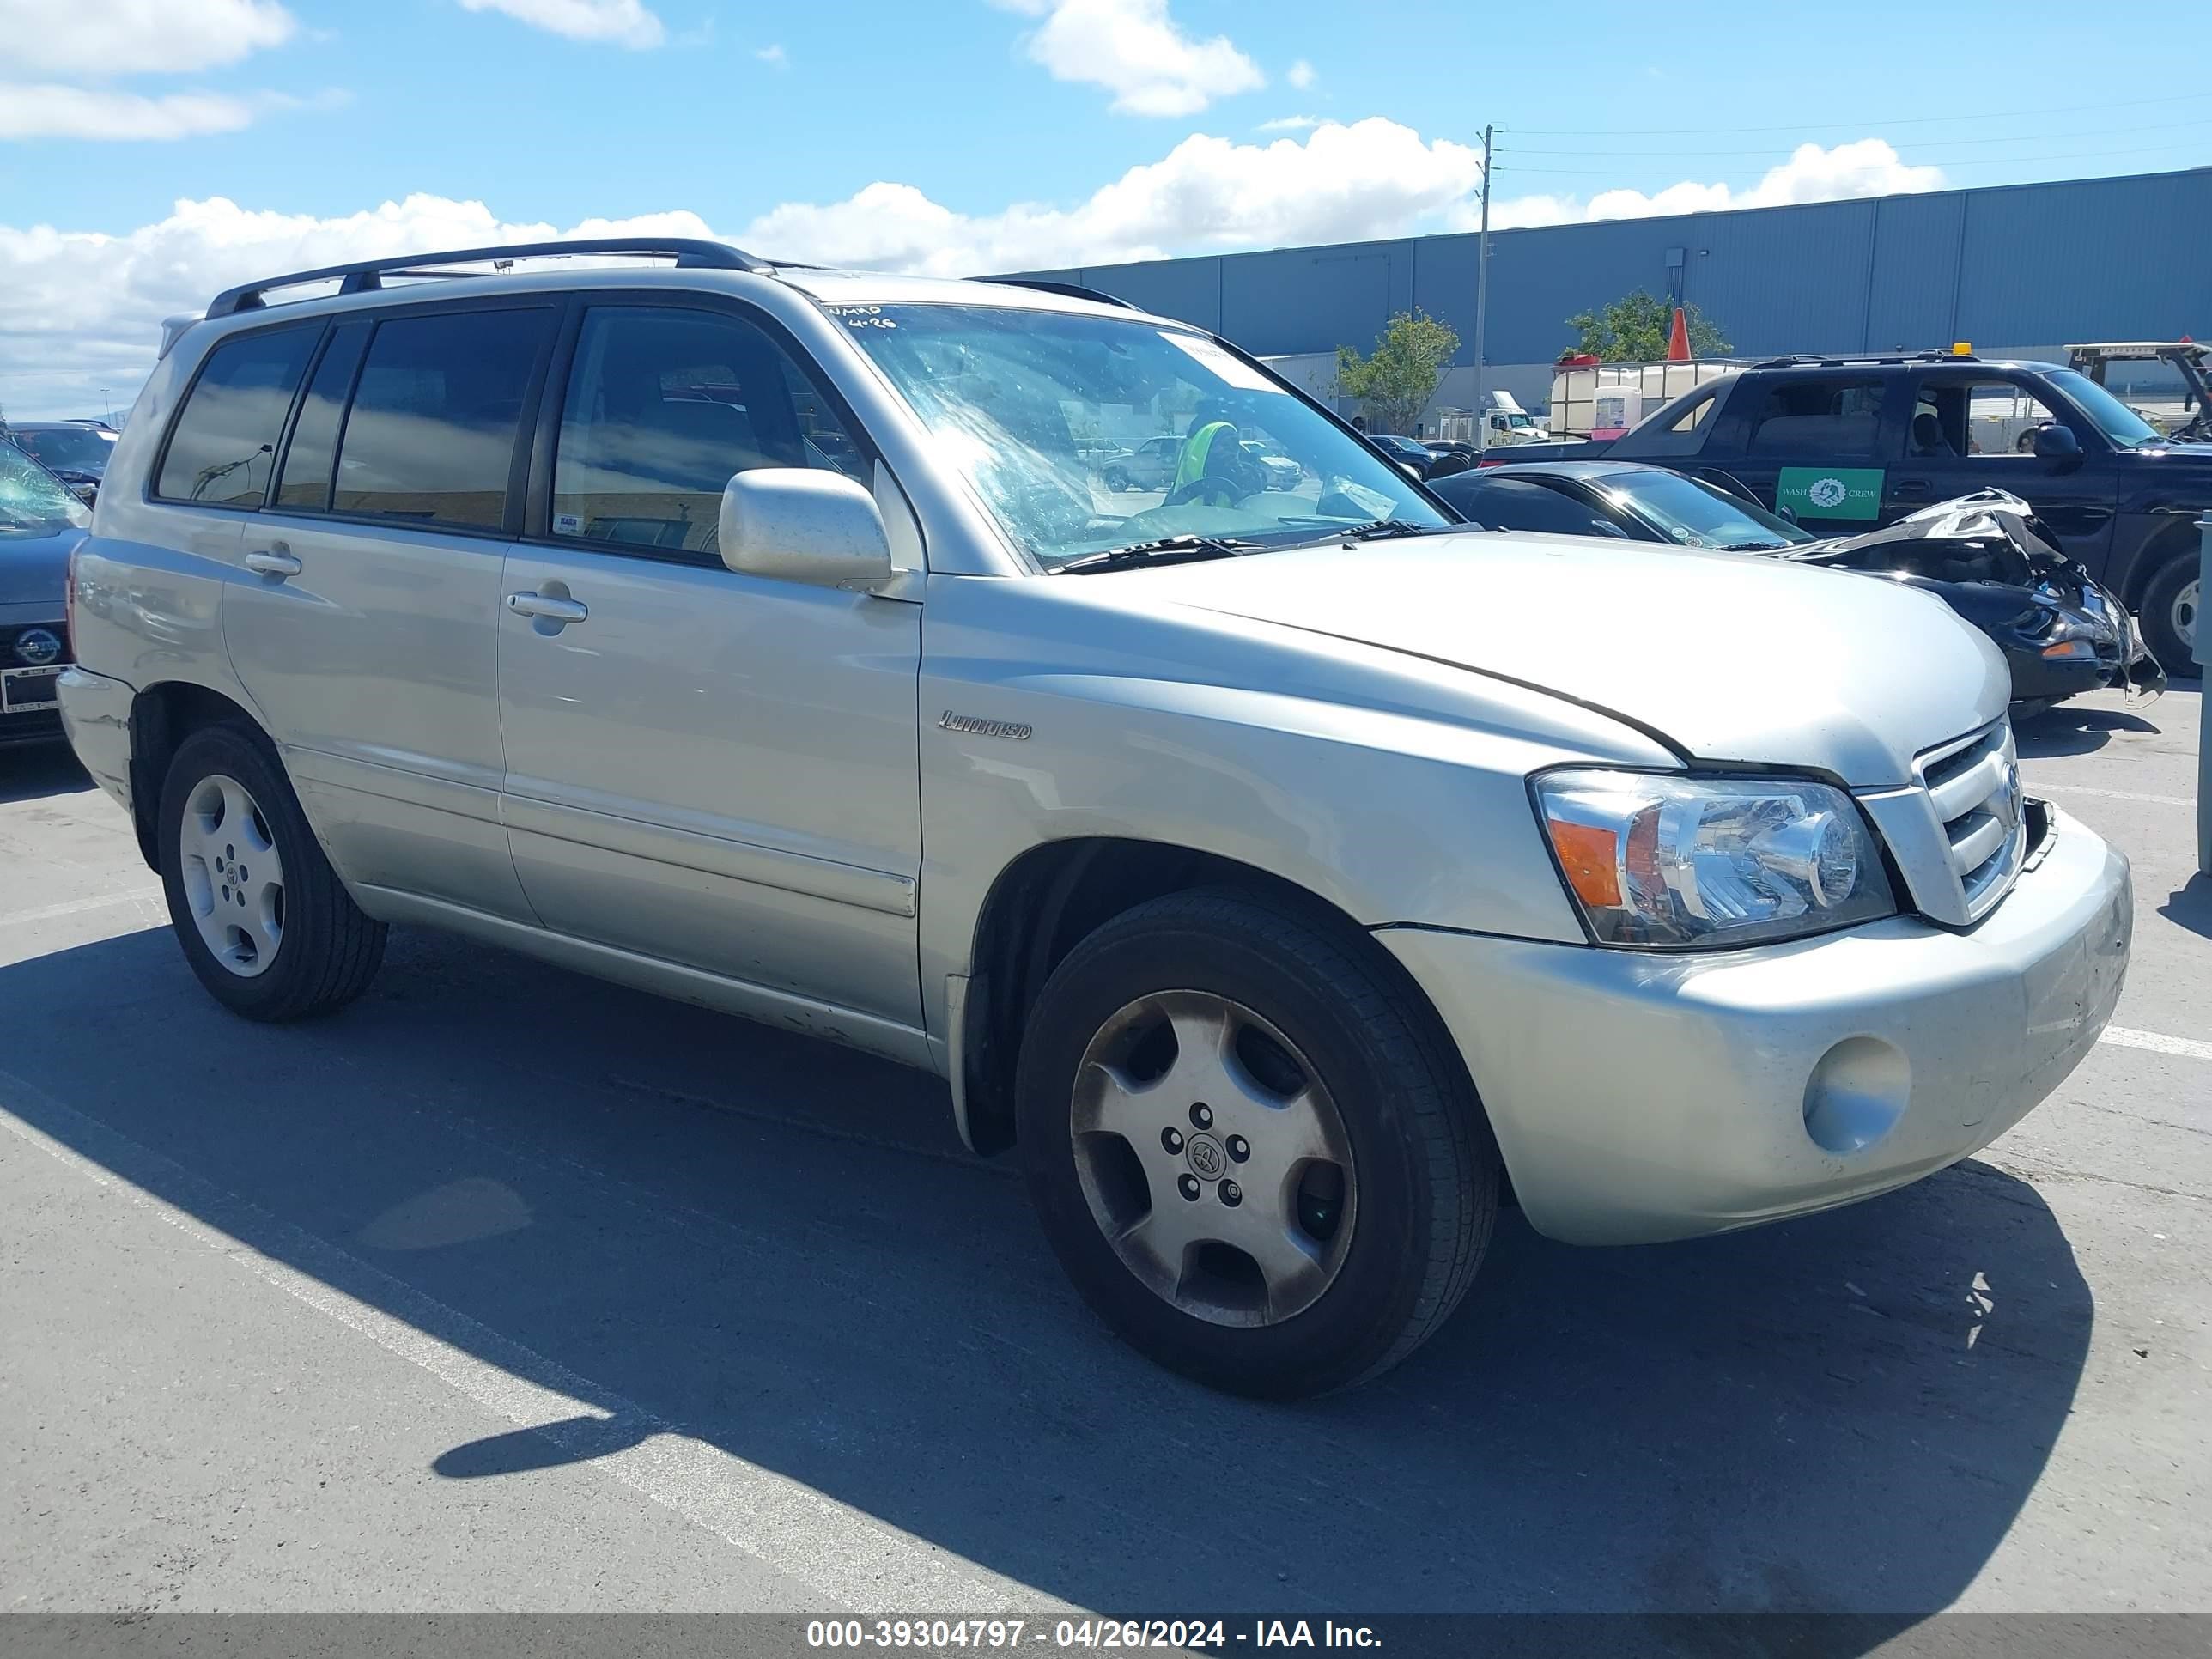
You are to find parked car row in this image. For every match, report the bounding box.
[1492,349,2206,672]
[1431,462,2166,714]
[46,239,2132,1400]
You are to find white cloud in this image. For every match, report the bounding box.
[1256,115,1317,132]
[745,117,1481,273]
[754,43,787,66]
[1480,139,1945,229]
[0,0,295,76]
[994,0,1262,116]
[1286,59,1315,88]
[454,0,665,48]
[0,130,1950,418]
[0,84,310,142]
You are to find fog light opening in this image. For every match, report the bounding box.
[1803,1036,1911,1155]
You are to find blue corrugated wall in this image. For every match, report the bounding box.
[1009,167,2212,363]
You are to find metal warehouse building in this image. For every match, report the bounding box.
[1011,166,2212,421]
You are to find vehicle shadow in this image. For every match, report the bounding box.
[0,744,91,805]
[2012,702,2160,757]
[2159,874,2212,945]
[0,923,2094,1633]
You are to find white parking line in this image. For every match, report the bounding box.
[0,1068,1056,1616]
[2100,1025,2212,1063]
[2033,782,2193,808]
[0,889,162,927]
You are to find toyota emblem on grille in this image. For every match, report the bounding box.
[1996,759,2022,831]
[14,628,62,667]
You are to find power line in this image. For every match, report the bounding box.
[1504,116,2212,158]
[1509,88,2212,137]
[1497,143,2209,178]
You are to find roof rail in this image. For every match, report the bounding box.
[977,276,1139,310]
[204,237,769,319]
[1750,349,1973,368]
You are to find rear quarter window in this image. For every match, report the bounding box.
[155,326,320,507]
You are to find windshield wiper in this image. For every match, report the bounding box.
[1720,538,1789,551]
[1340,518,1437,541]
[1053,534,1258,574]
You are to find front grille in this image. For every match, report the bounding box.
[1916,720,2026,922]
[0,621,70,669]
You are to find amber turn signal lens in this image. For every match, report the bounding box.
[1547,820,1622,909]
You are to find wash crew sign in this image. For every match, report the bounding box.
[1777,466,1885,521]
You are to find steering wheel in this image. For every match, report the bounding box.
[1163,474,1244,508]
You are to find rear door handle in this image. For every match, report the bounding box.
[507,591,589,623]
[243,544,301,578]
[1890,478,1932,500]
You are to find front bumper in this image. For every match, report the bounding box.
[1380,806,2130,1245]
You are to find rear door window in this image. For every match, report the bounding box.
[1746,378,1885,457]
[156,325,319,506]
[331,307,554,532]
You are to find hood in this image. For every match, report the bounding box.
[1114,531,2008,788]
[0,526,83,612]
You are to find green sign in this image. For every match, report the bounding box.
[1777,465,1885,521]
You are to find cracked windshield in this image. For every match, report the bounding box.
[839,304,1449,566]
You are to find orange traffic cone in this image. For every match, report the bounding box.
[1667,306,1692,362]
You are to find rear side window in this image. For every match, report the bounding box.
[550,305,864,555]
[1747,378,1884,456]
[1627,384,1722,458]
[156,326,319,506]
[273,321,370,512]
[331,308,552,532]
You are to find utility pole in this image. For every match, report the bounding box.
[1471,124,1493,454]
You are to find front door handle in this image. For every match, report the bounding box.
[507,590,589,623]
[244,544,301,578]
[1890,478,1933,501]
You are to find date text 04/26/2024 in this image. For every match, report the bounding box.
[805,1620,1382,1650]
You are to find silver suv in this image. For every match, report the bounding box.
[60,240,2132,1397]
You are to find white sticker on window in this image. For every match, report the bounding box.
[1159,331,1276,392]
[553,512,582,536]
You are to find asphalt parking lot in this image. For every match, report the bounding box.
[0,685,2205,1626]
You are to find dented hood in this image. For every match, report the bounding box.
[1120,530,2009,788]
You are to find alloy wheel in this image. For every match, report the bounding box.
[178,773,285,977]
[1069,990,1357,1328]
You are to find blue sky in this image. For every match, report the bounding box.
[3,0,2209,416]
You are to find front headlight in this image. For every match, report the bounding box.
[1534,770,1897,949]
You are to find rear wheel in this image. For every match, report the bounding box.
[2139,552,2200,677]
[1016,889,1497,1397]
[159,725,386,1020]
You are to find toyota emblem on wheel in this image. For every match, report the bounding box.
[1185,1133,1225,1180]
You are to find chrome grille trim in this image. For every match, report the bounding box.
[1917,719,2026,924]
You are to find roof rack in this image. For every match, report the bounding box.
[1750,349,1974,368]
[204,237,769,319]
[977,276,1138,310]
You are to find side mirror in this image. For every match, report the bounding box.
[718,468,894,592]
[2031,423,2083,470]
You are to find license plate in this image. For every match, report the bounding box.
[2,667,61,712]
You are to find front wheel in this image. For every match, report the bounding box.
[1102,466,1131,493]
[1016,889,1497,1397]
[159,724,386,1020]
[2138,553,2200,677]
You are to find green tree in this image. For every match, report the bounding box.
[1334,310,1461,434]
[1566,290,1731,362]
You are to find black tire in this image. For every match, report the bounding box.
[1102,466,1131,492]
[1016,888,1497,1397]
[158,723,386,1021]
[2137,550,2201,678]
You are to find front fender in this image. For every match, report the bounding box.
[913,571,1675,1042]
